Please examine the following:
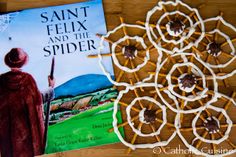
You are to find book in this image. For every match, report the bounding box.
[0,0,123,155]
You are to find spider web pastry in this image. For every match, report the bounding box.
[138,0,205,55]
[89,17,159,88]
[92,0,236,156]
[154,53,219,114]
[184,12,236,88]
[112,85,177,154]
[194,13,236,69]
[177,93,236,156]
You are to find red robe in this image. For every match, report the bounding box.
[0,71,45,157]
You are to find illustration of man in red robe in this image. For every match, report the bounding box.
[0,48,55,157]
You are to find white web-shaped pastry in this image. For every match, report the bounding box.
[194,15,236,69]
[154,53,219,114]
[144,0,205,55]
[93,0,236,156]
[89,17,158,87]
[177,93,236,157]
[112,85,177,153]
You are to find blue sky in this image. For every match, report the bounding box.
[0,0,112,91]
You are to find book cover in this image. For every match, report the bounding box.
[0,0,123,155]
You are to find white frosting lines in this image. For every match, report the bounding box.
[155,53,218,114]
[112,36,150,73]
[196,17,236,69]
[146,0,205,54]
[98,23,158,87]
[113,85,177,150]
[177,94,236,157]
[96,0,236,156]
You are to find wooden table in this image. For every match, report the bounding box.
[1,0,236,157]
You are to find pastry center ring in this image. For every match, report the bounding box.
[203,116,220,134]
[207,42,222,57]
[178,73,197,93]
[123,46,137,59]
[166,19,185,37]
[139,108,157,124]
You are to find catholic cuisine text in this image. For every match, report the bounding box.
[40,6,96,57]
[152,146,234,155]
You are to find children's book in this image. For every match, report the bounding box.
[0,0,123,154]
